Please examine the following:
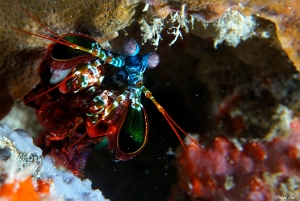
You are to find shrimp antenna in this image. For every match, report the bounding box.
[11,3,104,58]
[10,26,77,49]
[24,73,77,104]
[142,86,212,175]
[14,3,75,47]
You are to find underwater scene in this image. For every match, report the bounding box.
[0,0,300,200]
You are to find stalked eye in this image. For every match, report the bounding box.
[122,38,140,56]
[142,52,160,69]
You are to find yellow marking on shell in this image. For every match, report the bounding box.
[99,76,105,83]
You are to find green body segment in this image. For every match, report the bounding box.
[52,34,125,67]
[92,96,105,109]
[52,35,98,60]
[86,95,106,123]
[119,106,146,153]
[78,75,89,88]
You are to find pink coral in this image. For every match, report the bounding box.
[171,119,300,201]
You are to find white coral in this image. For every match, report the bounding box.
[0,124,109,201]
[140,4,195,47]
[213,10,257,48]
[167,4,194,46]
[140,18,164,46]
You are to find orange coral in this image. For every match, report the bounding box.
[0,177,51,201]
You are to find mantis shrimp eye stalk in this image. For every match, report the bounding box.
[143,52,160,69]
[122,38,140,56]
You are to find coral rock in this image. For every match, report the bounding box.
[172,119,300,201]
[1,0,300,116]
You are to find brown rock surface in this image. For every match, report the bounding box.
[0,0,299,118]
